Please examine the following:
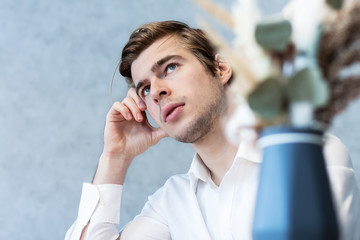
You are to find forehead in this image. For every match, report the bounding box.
[131,36,191,84]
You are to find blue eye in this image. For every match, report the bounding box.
[142,86,150,97]
[166,63,177,74]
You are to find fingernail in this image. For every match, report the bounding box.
[136,113,143,121]
[139,102,146,109]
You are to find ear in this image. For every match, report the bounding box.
[214,54,232,86]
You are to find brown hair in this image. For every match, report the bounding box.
[119,21,218,88]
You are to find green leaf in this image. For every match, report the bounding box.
[248,78,284,119]
[326,0,343,10]
[286,67,329,108]
[255,18,292,51]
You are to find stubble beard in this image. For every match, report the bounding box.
[174,87,227,144]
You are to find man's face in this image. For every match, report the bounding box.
[131,36,228,143]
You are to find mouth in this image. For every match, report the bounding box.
[162,103,185,123]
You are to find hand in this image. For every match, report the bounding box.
[93,88,168,184]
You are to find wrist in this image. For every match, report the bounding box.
[92,152,133,185]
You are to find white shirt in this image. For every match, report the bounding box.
[65,134,360,240]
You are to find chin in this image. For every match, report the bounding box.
[172,125,209,144]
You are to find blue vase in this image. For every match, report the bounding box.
[252,126,339,240]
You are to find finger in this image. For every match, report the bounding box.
[109,101,132,121]
[122,97,144,122]
[140,113,169,143]
[127,88,147,111]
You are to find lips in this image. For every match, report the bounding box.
[162,103,185,123]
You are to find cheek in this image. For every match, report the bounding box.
[185,69,211,90]
[182,71,200,84]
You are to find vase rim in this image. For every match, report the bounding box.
[260,125,324,136]
[258,132,324,148]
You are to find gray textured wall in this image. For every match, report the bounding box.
[1,0,359,239]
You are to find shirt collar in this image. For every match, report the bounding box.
[188,153,210,192]
[188,140,262,193]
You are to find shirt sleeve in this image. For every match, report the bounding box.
[118,185,172,240]
[323,134,360,240]
[65,183,122,240]
[120,217,171,240]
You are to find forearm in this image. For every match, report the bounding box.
[67,90,166,239]
[73,153,130,239]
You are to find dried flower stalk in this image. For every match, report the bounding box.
[191,0,235,28]
[316,1,360,124]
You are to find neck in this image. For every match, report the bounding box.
[192,121,238,186]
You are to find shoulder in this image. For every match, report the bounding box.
[139,174,193,220]
[323,134,360,239]
[149,174,190,200]
[165,174,190,187]
[323,133,352,168]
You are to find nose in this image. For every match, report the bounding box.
[150,77,171,104]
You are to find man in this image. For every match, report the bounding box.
[66,21,360,240]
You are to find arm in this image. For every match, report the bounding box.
[66,88,168,240]
[93,87,167,185]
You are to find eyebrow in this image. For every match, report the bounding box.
[135,55,183,95]
[151,55,180,72]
